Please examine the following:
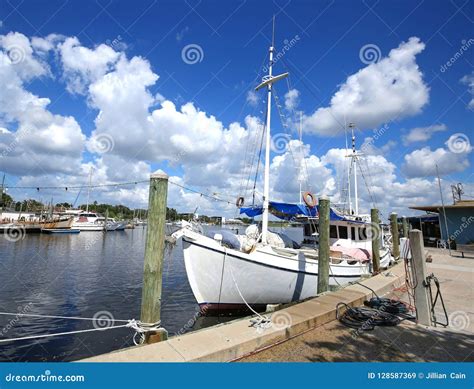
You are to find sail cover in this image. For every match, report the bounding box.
[240,201,349,221]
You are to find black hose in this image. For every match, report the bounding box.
[336,302,401,331]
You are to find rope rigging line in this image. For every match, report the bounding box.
[236,52,273,209]
[0,311,161,346]
[225,247,271,330]
[250,107,268,206]
[283,71,312,193]
[3,180,235,206]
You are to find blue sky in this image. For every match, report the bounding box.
[0,0,473,216]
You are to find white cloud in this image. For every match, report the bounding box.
[0,32,85,176]
[0,32,467,220]
[304,37,429,136]
[284,88,299,110]
[59,36,121,94]
[0,31,49,80]
[176,26,189,42]
[246,90,259,107]
[402,145,471,178]
[460,72,474,110]
[402,124,447,145]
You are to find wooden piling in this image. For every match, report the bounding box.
[370,208,381,274]
[409,229,431,326]
[390,212,400,260]
[402,216,408,238]
[317,196,330,294]
[104,209,108,232]
[140,171,169,343]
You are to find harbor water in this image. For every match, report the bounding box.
[0,225,302,361]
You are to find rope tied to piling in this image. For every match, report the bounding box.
[126,319,162,345]
[0,311,161,346]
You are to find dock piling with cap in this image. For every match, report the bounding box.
[140,171,169,343]
[317,196,330,294]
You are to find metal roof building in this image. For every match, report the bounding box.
[410,200,474,245]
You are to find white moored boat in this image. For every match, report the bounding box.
[171,24,395,315]
[173,222,373,313]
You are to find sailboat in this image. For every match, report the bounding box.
[171,24,388,314]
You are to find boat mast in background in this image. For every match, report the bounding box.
[255,16,288,244]
[344,120,352,214]
[345,123,361,215]
[299,112,303,204]
[86,167,93,213]
[351,123,359,215]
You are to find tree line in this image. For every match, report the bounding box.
[0,193,182,221]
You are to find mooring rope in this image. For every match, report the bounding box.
[0,312,161,346]
[225,248,272,330]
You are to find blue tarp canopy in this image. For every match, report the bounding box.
[240,201,347,221]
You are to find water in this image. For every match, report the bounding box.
[0,225,302,361]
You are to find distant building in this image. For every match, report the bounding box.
[410,200,474,246]
[177,213,195,221]
[209,216,224,225]
[399,214,440,247]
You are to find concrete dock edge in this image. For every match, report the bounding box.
[80,262,405,362]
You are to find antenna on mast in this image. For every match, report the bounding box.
[272,15,275,47]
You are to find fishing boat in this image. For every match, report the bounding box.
[298,123,395,266]
[1,211,74,233]
[170,24,395,315]
[41,228,80,234]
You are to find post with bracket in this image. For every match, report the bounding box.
[140,171,169,343]
[409,229,432,326]
[317,196,330,294]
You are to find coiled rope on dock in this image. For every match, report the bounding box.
[0,311,161,346]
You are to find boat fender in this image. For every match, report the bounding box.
[302,191,317,208]
[236,196,245,208]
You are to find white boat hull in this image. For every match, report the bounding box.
[180,230,378,314]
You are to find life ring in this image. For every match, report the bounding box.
[236,196,245,208]
[302,191,317,208]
